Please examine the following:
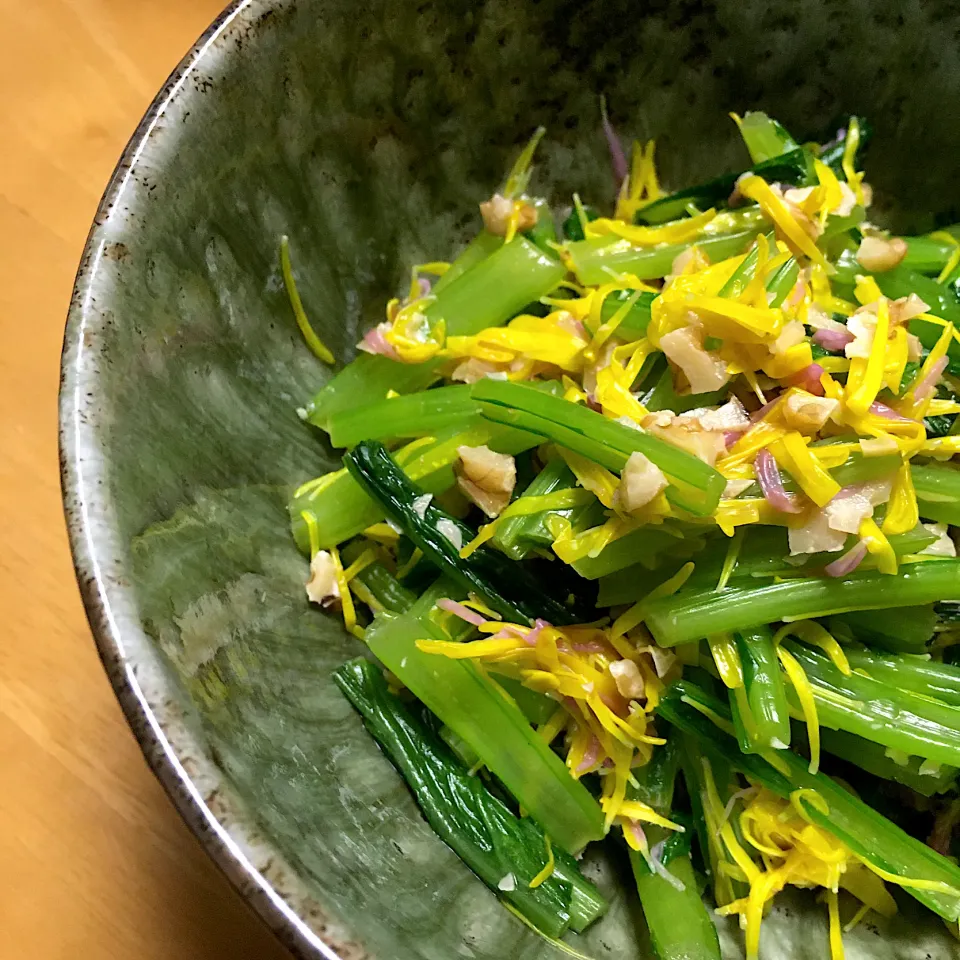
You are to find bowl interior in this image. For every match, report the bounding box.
[63,1,960,957]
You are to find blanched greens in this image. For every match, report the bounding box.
[281,110,960,959]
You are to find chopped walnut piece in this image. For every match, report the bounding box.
[455,445,516,517]
[479,193,538,236]
[856,235,908,272]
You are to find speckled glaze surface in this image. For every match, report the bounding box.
[60,1,960,958]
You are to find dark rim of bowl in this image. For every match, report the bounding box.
[58,2,346,957]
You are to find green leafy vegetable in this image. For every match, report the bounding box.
[290,420,540,552]
[627,738,721,960]
[635,150,814,225]
[327,385,479,448]
[365,579,605,854]
[812,727,958,797]
[659,680,960,923]
[827,605,937,654]
[307,237,564,431]
[644,561,960,647]
[473,380,726,517]
[333,657,607,936]
[567,209,766,284]
[780,639,960,768]
[344,440,589,624]
[730,624,791,753]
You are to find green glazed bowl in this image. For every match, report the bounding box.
[59,1,960,957]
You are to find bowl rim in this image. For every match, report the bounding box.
[58,2,347,957]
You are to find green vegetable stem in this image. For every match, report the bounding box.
[333,657,607,935]
[364,579,605,854]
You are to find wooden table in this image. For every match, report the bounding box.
[0,2,294,957]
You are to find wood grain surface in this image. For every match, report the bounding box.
[0,2,294,957]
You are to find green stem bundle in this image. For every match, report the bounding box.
[364,580,605,854]
[474,380,726,516]
[730,625,791,753]
[307,237,564,431]
[290,420,539,552]
[659,681,960,923]
[333,658,606,935]
[644,561,960,647]
[781,639,960,769]
[344,440,589,625]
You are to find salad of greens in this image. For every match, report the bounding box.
[284,110,960,959]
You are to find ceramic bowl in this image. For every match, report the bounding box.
[60,1,960,957]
